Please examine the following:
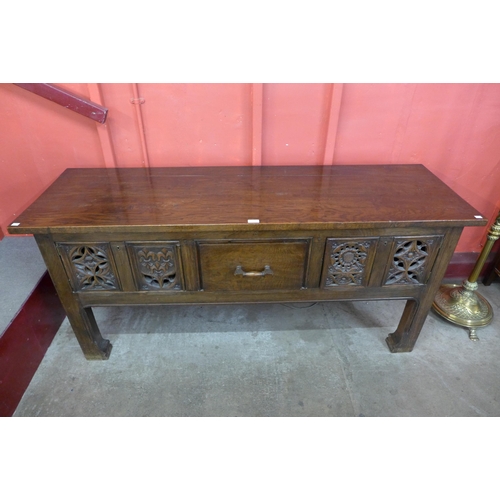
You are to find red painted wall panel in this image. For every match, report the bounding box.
[262,83,331,165]
[1,83,499,254]
[0,84,104,232]
[99,83,143,167]
[334,83,415,163]
[140,83,253,166]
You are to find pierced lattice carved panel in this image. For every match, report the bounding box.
[322,238,377,287]
[127,243,183,291]
[385,237,442,285]
[57,243,120,291]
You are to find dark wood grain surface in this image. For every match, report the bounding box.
[8,165,485,234]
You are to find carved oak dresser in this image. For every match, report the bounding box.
[8,165,486,359]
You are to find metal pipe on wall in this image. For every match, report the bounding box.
[87,84,116,168]
[251,84,263,166]
[322,83,343,165]
[131,83,150,168]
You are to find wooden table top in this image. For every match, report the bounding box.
[9,165,486,234]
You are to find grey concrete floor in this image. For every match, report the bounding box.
[2,237,500,417]
[0,236,46,332]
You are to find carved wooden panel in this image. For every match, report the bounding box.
[57,243,120,291]
[127,242,184,291]
[321,238,377,287]
[385,237,442,285]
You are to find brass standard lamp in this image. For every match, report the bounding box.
[433,210,500,340]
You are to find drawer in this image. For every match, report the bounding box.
[197,239,310,291]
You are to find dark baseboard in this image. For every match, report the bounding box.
[0,271,66,417]
[443,251,496,282]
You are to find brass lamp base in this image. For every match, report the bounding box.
[433,280,493,341]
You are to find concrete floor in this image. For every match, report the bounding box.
[0,236,46,333]
[2,237,500,417]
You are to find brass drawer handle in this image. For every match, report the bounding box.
[234,265,273,277]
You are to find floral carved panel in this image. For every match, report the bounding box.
[127,243,183,291]
[57,243,119,291]
[385,237,442,285]
[322,238,377,287]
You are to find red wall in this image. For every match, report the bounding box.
[1,83,499,253]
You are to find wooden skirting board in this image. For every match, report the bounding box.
[0,272,66,417]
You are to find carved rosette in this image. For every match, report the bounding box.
[325,240,373,286]
[60,244,119,291]
[131,244,182,291]
[385,239,433,285]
